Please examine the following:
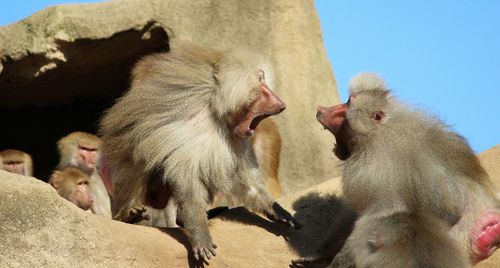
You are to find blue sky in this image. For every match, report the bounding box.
[315,1,500,153]
[1,1,498,153]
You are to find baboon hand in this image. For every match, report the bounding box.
[117,206,149,224]
[192,239,217,261]
[265,202,302,229]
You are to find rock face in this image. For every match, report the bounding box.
[476,147,500,268]
[479,145,500,189]
[0,170,338,267]
[0,0,340,192]
[2,143,499,267]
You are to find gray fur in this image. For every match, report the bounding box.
[99,43,298,261]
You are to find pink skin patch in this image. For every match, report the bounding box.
[316,103,353,160]
[77,146,98,170]
[4,162,25,175]
[470,212,500,262]
[316,103,347,135]
[99,156,114,195]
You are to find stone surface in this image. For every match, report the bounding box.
[0,143,500,268]
[0,0,341,192]
[479,145,500,190]
[0,170,342,267]
[476,146,500,267]
[1,143,498,267]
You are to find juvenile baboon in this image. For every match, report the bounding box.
[49,166,94,212]
[57,131,111,218]
[99,43,300,261]
[294,73,499,267]
[0,149,33,176]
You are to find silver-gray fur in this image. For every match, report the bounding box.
[294,73,499,267]
[99,43,299,261]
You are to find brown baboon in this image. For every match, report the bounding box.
[0,149,33,176]
[99,43,300,261]
[293,73,499,267]
[49,166,94,211]
[57,132,111,218]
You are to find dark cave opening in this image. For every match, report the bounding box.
[0,21,169,180]
[0,100,112,180]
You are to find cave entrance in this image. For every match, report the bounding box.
[0,22,169,180]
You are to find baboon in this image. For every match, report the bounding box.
[57,131,111,218]
[0,149,33,176]
[135,118,284,228]
[99,43,300,261]
[49,166,94,212]
[293,73,499,267]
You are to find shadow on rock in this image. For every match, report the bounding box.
[287,192,352,258]
[217,206,295,239]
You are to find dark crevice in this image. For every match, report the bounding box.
[0,21,170,180]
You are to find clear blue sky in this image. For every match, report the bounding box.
[315,1,500,153]
[1,1,498,153]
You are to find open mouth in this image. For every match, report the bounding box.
[235,106,284,139]
[249,112,274,130]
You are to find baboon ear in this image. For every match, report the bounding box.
[372,111,385,123]
[50,173,61,188]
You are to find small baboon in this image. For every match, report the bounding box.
[0,149,33,176]
[99,43,300,261]
[57,131,111,218]
[293,73,499,267]
[49,166,94,211]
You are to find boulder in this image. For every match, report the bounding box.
[2,142,498,267]
[0,170,343,267]
[476,145,500,267]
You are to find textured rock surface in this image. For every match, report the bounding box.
[479,145,500,190]
[0,0,340,192]
[1,145,499,267]
[0,170,341,267]
[476,147,500,267]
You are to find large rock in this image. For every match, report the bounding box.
[2,144,499,267]
[0,169,343,267]
[469,146,500,267]
[0,0,340,192]
[3,144,499,267]
[479,145,500,189]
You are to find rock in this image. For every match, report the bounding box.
[0,0,340,192]
[476,145,500,268]
[479,145,500,190]
[2,143,499,266]
[0,169,340,267]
